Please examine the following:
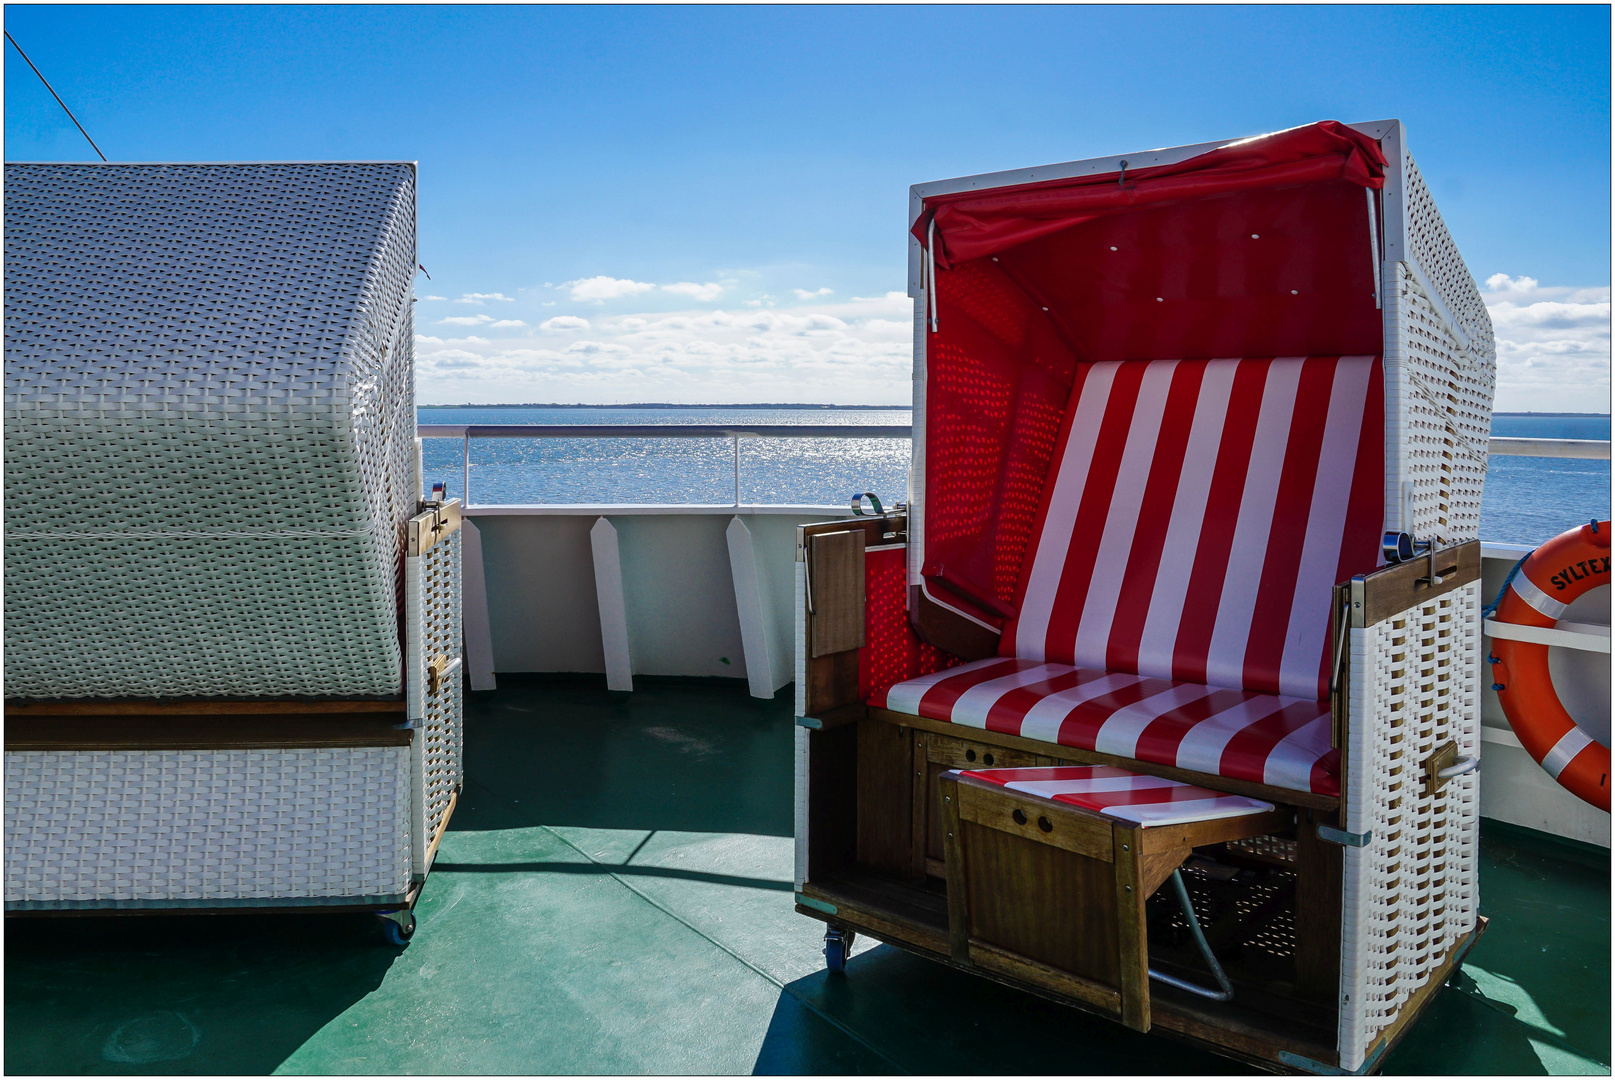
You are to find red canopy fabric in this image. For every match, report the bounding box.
[916,121,1387,268]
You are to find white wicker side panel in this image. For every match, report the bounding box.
[3,747,412,904]
[404,513,463,880]
[1338,580,1483,1069]
[422,526,464,849]
[1389,154,1496,547]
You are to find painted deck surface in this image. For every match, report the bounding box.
[5,676,1609,1075]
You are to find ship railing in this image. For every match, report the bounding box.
[416,423,914,509]
[1487,438,1611,460]
[417,425,1609,509]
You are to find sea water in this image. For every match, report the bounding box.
[418,407,1611,547]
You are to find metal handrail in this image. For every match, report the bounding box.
[416,423,913,508]
[1487,438,1610,460]
[414,423,1609,508]
[417,424,911,440]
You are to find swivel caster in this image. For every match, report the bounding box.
[823,926,856,974]
[379,909,416,946]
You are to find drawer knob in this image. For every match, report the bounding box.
[1012,808,1027,825]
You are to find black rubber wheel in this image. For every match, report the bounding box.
[380,910,417,946]
[823,927,855,973]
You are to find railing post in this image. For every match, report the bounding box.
[463,430,471,507]
[732,434,741,508]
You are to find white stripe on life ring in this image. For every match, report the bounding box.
[1542,725,1597,780]
[1512,571,1570,621]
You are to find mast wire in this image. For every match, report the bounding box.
[5,30,107,161]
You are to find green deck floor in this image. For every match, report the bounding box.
[6,676,1610,1075]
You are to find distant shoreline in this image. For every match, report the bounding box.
[1492,411,1612,418]
[417,402,911,410]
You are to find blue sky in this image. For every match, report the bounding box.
[5,5,1610,407]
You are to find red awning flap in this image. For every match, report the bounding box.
[917,120,1387,267]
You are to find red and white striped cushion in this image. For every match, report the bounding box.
[872,656,1338,796]
[1003,356,1383,700]
[956,764,1274,827]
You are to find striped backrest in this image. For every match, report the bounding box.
[1002,356,1384,700]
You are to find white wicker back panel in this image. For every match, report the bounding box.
[1390,155,1495,547]
[422,528,463,845]
[1338,581,1482,1069]
[3,747,412,903]
[3,163,418,699]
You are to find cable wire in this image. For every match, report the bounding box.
[5,30,107,161]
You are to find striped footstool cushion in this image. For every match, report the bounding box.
[872,656,1337,796]
[956,764,1274,827]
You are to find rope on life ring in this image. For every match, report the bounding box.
[1487,519,1612,811]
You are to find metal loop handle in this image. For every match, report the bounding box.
[850,493,884,517]
[1438,756,1480,780]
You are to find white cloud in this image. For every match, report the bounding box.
[440,314,494,326]
[490,319,527,328]
[565,276,658,302]
[794,287,833,300]
[1483,275,1610,412]
[415,291,914,404]
[419,294,448,301]
[539,316,591,332]
[662,281,726,302]
[454,292,515,304]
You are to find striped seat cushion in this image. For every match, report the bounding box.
[1003,355,1384,700]
[872,656,1338,796]
[956,765,1275,827]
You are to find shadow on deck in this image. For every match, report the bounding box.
[5,676,1609,1074]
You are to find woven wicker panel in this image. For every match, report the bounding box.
[421,528,463,842]
[1388,155,1495,546]
[4,163,418,698]
[3,747,412,903]
[1338,581,1482,1068]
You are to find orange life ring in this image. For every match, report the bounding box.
[1488,520,1611,811]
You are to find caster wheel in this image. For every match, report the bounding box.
[824,927,856,974]
[379,910,416,946]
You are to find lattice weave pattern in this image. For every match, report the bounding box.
[1391,155,1495,546]
[4,163,418,698]
[1338,582,1481,1068]
[420,529,464,844]
[3,748,412,902]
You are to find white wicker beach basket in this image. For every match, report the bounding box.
[4,162,419,700]
[2,163,464,913]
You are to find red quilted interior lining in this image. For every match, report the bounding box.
[922,178,1382,625]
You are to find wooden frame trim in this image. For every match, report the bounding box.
[1358,539,1481,627]
[870,707,1339,812]
[797,879,951,957]
[969,937,1122,1014]
[795,886,1341,1070]
[6,698,406,716]
[5,714,413,751]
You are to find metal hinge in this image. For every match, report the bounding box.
[1318,825,1372,848]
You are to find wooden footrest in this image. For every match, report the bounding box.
[940,765,1289,1034]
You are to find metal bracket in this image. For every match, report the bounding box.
[427,654,462,696]
[795,892,838,916]
[1318,825,1372,848]
[1422,741,1479,797]
[408,498,462,558]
